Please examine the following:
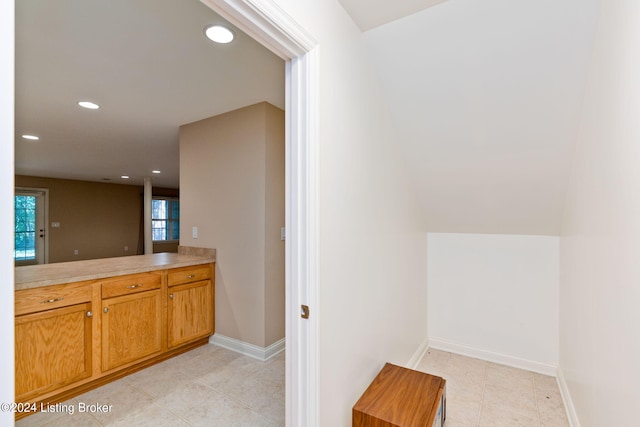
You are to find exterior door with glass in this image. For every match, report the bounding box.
[15,189,47,265]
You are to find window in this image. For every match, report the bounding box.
[152,197,179,241]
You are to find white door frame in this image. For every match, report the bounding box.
[0,2,13,425]
[200,1,319,425]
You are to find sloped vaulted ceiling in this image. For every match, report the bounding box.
[361,0,600,234]
[338,0,449,31]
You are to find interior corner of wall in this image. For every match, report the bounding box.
[556,366,581,427]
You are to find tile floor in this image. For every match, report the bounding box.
[16,345,569,427]
[415,349,570,427]
[16,344,284,427]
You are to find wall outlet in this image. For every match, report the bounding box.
[124,246,129,252]
[73,249,79,256]
[192,226,198,239]
[280,227,286,241]
[51,221,61,228]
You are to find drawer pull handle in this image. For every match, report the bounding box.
[126,284,143,289]
[186,274,196,279]
[87,311,93,317]
[41,297,64,304]
[103,307,109,313]
[169,293,174,299]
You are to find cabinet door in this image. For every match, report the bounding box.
[102,290,162,371]
[15,303,93,401]
[168,280,214,349]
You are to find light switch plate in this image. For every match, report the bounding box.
[192,226,198,239]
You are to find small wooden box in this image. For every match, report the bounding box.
[353,363,446,427]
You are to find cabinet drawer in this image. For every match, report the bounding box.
[101,273,162,299]
[15,281,93,316]
[167,265,212,287]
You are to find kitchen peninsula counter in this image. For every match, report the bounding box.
[15,251,216,291]
[14,247,216,417]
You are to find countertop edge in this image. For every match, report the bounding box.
[15,253,216,291]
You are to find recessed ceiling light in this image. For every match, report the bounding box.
[152,170,161,174]
[21,134,39,140]
[120,175,130,179]
[204,25,234,44]
[78,101,100,110]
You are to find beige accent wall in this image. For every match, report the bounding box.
[152,241,179,254]
[15,176,179,263]
[179,102,285,348]
[264,105,286,345]
[15,176,143,263]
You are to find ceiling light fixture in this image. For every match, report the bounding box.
[120,175,130,179]
[152,170,161,174]
[204,25,234,44]
[21,134,40,140]
[78,101,100,110]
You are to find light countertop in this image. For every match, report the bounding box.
[15,252,215,291]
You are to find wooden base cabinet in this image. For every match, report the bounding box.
[168,280,214,348]
[167,264,214,349]
[101,289,163,371]
[14,262,215,419]
[15,302,93,402]
[100,271,164,372]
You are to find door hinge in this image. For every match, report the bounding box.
[301,305,309,319]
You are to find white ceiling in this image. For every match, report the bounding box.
[337,0,449,31]
[15,0,285,188]
[361,0,599,234]
[16,0,601,236]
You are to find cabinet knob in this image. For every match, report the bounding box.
[187,274,196,279]
[169,293,174,299]
[87,311,93,317]
[126,283,142,289]
[103,307,109,314]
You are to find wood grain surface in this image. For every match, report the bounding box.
[353,363,445,427]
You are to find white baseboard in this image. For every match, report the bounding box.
[428,337,557,376]
[406,337,430,369]
[556,367,580,427]
[209,333,285,362]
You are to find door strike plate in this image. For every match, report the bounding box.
[301,305,309,319]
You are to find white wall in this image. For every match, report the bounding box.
[428,233,559,374]
[1,3,429,426]
[0,0,14,424]
[271,1,429,425]
[559,1,640,426]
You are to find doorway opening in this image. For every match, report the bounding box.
[200,1,319,424]
[14,187,48,265]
